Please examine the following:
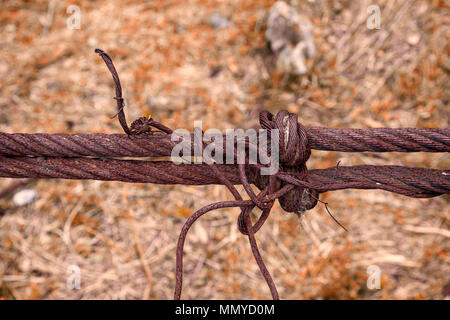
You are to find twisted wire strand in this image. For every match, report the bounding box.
[0,156,447,198]
[1,128,448,158]
[306,165,450,197]
[306,127,450,152]
[0,133,174,158]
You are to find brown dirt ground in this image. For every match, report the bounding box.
[0,0,449,299]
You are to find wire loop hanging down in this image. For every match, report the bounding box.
[0,49,448,299]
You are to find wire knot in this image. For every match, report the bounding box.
[257,110,318,214]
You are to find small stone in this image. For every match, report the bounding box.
[87,37,98,47]
[266,1,315,75]
[5,24,16,33]
[209,13,230,29]
[13,189,38,206]
[407,33,420,45]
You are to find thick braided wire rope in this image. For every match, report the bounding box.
[0,157,447,198]
[1,128,448,158]
[306,127,450,152]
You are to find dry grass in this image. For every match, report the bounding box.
[0,0,449,299]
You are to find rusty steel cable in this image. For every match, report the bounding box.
[0,157,447,198]
[0,127,448,158]
[1,48,448,300]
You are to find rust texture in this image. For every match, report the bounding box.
[0,49,448,300]
[1,127,448,158]
[0,157,447,198]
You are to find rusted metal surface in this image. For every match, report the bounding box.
[0,158,448,198]
[1,127,448,158]
[1,48,448,300]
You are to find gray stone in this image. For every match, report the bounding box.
[209,13,230,29]
[266,1,315,75]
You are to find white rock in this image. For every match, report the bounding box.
[407,33,420,45]
[5,24,16,33]
[266,1,315,75]
[13,189,38,206]
[87,37,98,47]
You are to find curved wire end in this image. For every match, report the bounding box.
[94,48,131,135]
[322,200,348,232]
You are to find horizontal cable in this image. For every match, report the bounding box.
[306,127,450,152]
[0,128,449,159]
[0,156,447,198]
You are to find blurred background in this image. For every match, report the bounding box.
[0,0,448,299]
